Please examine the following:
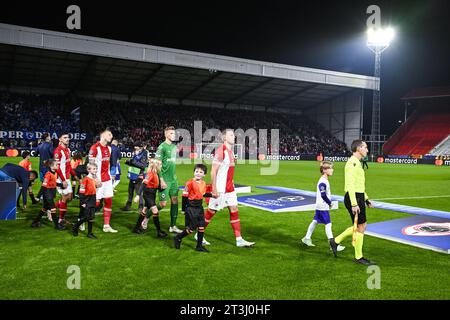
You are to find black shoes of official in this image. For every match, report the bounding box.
[354,257,376,266]
[157,230,168,238]
[329,238,338,257]
[174,236,182,249]
[31,197,40,205]
[195,246,209,253]
[55,223,66,231]
[121,204,132,212]
[31,220,65,230]
[72,225,79,236]
[31,221,41,228]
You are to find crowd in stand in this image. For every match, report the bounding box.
[0,91,79,148]
[1,91,349,155]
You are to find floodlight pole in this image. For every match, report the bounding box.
[367,44,388,156]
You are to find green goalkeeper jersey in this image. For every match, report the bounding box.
[156,141,177,181]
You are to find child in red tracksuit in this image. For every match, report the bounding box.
[31,160,65,230]
[72,163,102,239]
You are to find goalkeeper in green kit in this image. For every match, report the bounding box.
[156,126,183,234]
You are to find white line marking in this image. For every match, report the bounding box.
[373,195,450,201]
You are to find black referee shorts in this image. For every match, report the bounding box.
[344,192,367,225]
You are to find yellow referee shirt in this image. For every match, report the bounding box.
[345,155,369,206]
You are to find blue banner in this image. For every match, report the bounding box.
[366,216,450,254]
[256,186,450,219]
[238,191,319,213]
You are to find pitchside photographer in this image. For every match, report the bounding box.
[121,141,148,212]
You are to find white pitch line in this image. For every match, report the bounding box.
[373,195,450,201]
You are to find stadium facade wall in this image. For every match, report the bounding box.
[304,90,363,148]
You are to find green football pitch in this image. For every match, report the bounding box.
[0,156,449,300]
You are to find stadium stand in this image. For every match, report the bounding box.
[383,87,450,156]
[0,91,80,148]
[1,91,348,155]
[430,134,450,156]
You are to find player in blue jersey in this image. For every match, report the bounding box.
[110,139,122,192]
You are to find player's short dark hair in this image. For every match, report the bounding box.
[351,140,365,153]
[73,151,83,160]
[30,170,38,180]
[165,126,175,132]
[22,151,30,159]
[42,133,49,140]
[194,164,207,174]
[43,159,57,168]
[59,132,69,138]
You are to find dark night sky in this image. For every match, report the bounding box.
[1,0,450,136]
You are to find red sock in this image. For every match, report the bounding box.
[59,201,67,220]
[204,209,216,228]
[230,211,241,238]
[103,198,112,225]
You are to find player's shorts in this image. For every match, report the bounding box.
[208,191,238,211]
[96,180,114,200]
[111,164,121,179]
[314,210,331,224]
[159,180,179,202]
[43,188,56,210]
[57,178,73,195]
[79,207,96,221]
[344,192,367,225]
[143,187,157,208]
[185,203,205,231]
[80,195,96,221]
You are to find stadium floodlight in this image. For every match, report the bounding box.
[367,27,395,49]
[367,26,395,156]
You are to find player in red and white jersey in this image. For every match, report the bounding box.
[54,133,78,223]
[201,129,255,247]
[89,129,117,233]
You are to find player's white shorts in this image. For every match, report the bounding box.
[208,191,238,211]
[96,180,114,200]
[57,179,73,195]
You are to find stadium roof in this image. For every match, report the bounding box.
[0,23,378,112]
[402,86,450,101]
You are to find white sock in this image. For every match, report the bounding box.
[113,180,120,189]
[305,220,317,239]
[325,223,333,239]
[236,236,243,242]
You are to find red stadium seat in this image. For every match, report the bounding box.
[383,106,450,156]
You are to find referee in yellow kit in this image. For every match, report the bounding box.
[330,140,375,265]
